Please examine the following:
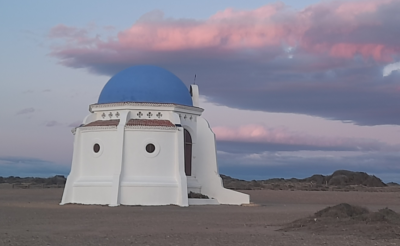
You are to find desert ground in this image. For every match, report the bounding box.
[1,187,400,246]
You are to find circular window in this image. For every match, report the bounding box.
[93,143,100,153]
[146,144,155,153]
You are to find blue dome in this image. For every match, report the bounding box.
[98,65,193,106]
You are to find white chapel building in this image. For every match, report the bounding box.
[61,65,249,207]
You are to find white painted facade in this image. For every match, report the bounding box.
[61,84,250,207]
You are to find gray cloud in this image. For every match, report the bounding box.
[0,156,69,177]
[16,107,35,115]
[216,139,398,154]
[67,120,83,127]
[45,120,62,127]
[48,1,400,126]
[217,150,400,183]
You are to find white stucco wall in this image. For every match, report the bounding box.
[61,128,118,205]
[61,102,249,207]
[192,117,250,205]
[119,128,188,206]
[79,130,117,178]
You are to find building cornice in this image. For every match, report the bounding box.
[125,125,177,131]
[79,126,118,132]
[89,102,204,114]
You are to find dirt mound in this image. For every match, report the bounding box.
[327,170,386,187]
[221,170,389,191]
[281,203,400,239]
[315,203,369,219]
[220,175,258,190]
[365,208,400,224]
[0,175,66,188]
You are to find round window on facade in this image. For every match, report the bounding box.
[93,143,100,153]
[146,143,156,153]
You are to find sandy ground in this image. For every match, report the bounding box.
[1,189,400,246]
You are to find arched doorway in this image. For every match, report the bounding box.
[184,129,192,176]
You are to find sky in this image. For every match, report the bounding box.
[1,0,400,182]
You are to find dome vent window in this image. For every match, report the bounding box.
[146,144,156,153]
[93,143,100,153]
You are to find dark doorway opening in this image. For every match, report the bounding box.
[184,129,192,176]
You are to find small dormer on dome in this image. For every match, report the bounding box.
[98,65,193,106]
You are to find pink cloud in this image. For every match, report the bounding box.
[103,3,297,51]
[46,0,400,126]
[333,0,393,16]
[50,0,399,61]
[298,0,398,61]
[212,124,392,150]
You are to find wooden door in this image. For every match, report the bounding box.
[184,129,192,176]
